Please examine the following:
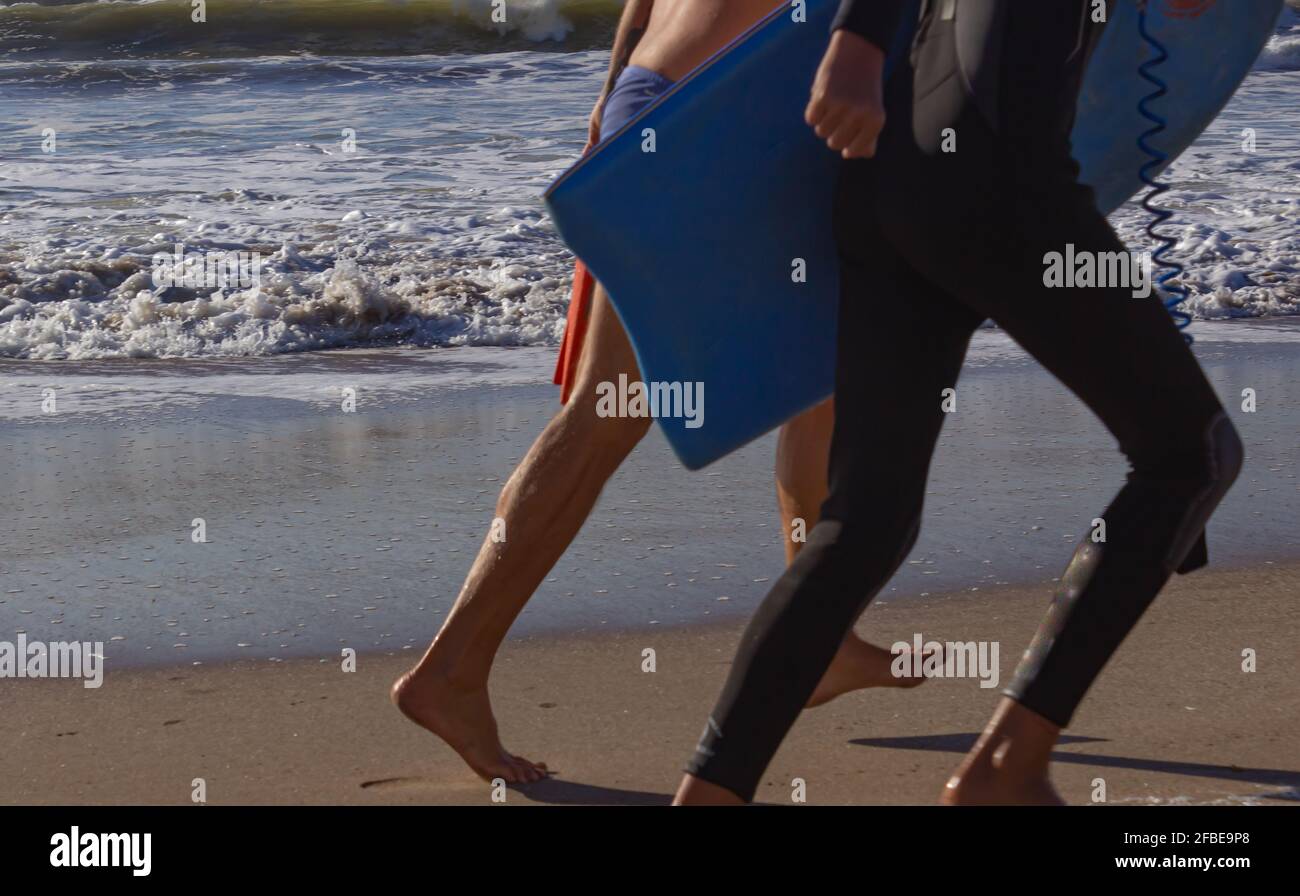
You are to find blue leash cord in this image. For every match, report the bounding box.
[1135,0,1194,344]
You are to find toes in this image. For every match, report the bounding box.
[482,765,520,785]
[473,750,546,786]
[475,755,525,785]
[505,756,538,784]
[512,755,549,775]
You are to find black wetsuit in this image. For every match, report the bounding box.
[685,0,1243,801]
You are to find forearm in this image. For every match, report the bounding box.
[832,0,908,53]
[600,0,655,98]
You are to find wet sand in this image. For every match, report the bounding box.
[5,562,1297,806]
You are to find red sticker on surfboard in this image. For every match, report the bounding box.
[1159,0,1218,19]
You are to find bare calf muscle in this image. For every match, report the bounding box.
[392,0,914,785]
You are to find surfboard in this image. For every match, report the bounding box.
[544,0,1282,470]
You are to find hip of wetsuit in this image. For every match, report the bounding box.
[845,0,1111,255]
[880,1,1110,174]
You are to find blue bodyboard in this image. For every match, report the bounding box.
[545,0,1282,470]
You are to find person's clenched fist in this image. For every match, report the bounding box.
[805,30,888,159]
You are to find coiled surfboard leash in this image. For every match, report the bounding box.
[1135,0,1195,343]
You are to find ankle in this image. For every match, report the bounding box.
[957,743,1048,788]
[953,701,1056,785]
[404,652,487,695]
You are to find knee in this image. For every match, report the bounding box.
[1122,410,1242,574]
[1208,414,1244,492]
[1175,411,1243,498]
[1134,410,1243,498]
[1167,412,1243,573]
[559,394,651,459]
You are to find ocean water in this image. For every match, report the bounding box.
[0,0,1298,360]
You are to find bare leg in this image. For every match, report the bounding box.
[774,398,835,567]
[778,399,928,708]
[940,697,1064,805]
[392,285,650,783]
[394,290,915,783]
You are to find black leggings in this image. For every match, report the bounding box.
[686,1,1243,802]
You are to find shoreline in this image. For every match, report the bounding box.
[6,562,1297,806]
[4,322,1298,670]
[29,552,1295,675]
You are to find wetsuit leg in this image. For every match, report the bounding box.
[683,213,983,802]
[686,0,1241,800]
[871,2,1244,726]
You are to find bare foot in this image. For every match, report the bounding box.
[391,669,548,784]
[805,633,930,708]
[940,697,1065,805]
[940,766,1065,806]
